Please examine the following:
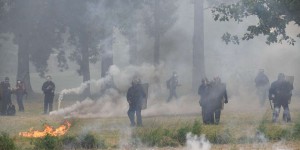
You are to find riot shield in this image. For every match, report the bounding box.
[286,76,294,85]
[141,83,149,110]
[286,76,294,104]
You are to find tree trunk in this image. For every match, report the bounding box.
[153,0,160,66]
[17,37,33,95]
[81,34,91,98]
[101,28,113,78]
[193,0,205,90]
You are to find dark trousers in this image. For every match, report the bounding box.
[273,102,291,122]
[167,89,177,102]
[16,94,24,111]
[214,109,221,124]
[44,94,54,114]
[127,105,142,126]
[202,105,215,124]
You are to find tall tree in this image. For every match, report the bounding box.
[212,0,300,45]
[193,0,206,90]
[143,0,178,65]
[0,0,64,95]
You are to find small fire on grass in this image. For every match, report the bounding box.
[19,121,71,138]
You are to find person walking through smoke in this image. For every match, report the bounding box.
[42,75,55,114]
[211,77,228,125]
[15,80,27,112]
[126,77,146,127]
[198,78,211,124]
[0,77,13,115]
[255,69,270,107]
[269,73,293,123]
[166,72,180,102]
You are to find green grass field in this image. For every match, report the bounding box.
[1,93,300,150]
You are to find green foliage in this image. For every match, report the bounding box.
[133,120,203,147]
[135,127,179,147]
[192,119,202,135]
[32,134,63,150]
[212,0,300,45]
[176,126,191,145]
[291,119,300,139]
[0,132,16,150]
[80,133,107,149]
[205,128,233,144]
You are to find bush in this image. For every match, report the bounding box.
[80,133,107,149]
[191,120,202,136]
[206,129,233,144]
[292,120,300,139]
[32,134,63,150]
[62,135,80,149]
[0,132,16,150]
[176,126,191,145]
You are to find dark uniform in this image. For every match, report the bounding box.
[15,80,27,112]
[269,73,293,123]
[42,76,55,114]
[126,79,146,126]
[255,70,270,107]
[1,77,12,115]
[167,72,179,102]
[198,78,213,124]
[211,78,228,124]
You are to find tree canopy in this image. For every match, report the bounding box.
[212,0,300,45]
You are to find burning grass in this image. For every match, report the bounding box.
[19,121,71,138]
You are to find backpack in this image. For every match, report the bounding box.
[6,104,16,116]
[166,79,171,89]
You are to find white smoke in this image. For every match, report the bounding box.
[51,63,199,118]
[185,133,211,150]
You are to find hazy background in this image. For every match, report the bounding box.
[0,0,299,105]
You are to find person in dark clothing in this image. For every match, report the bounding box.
[42,75,55,114]
[1,77,12,115]
[255,69,270,107]
[198,78,212,124]
[126,78,146,127]
[211,77,228,124]
[15,80,27,112]
[269,73,293,123]
[167,72,180,102]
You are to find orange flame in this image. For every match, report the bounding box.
[19,121,71,138]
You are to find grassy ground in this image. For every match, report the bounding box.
[1,94,300,150]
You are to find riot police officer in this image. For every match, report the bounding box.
[211,77,228,124]
[1,77,12,115]
[42,75,55,114]
[269,73,293,123]
[126,78,146,127]
[255,69,270,107]
[167,72,180,102]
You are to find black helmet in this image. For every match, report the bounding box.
[5,77,9,82]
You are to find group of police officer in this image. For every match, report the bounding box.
[0,77,27,116]
[198,77,228,125]
[255,70,294,123]
[0,75,56,116]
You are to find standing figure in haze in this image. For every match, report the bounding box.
[15,80,27,112]
[1,77,12,115]
[42,75,55,114]
[269,73,293,123]
[211,77,228,125]
[166,72,180,102]
[198,78,211,124]
[126,78,146,127]
[255,69,270,107]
